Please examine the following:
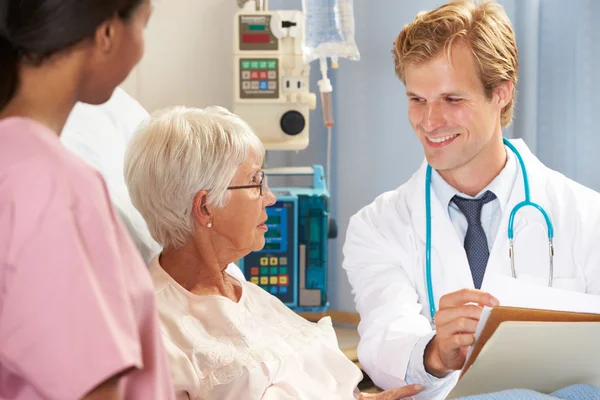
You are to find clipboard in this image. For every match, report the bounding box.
[446,306,600,398]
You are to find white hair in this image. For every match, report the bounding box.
[124,105,265,250]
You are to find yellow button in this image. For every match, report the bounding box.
[270,257,278,266]
[260,276,268,285]
[270,276,278,285]
[279,275,288,285]
[250,277,259,284]
[260,257,269,266]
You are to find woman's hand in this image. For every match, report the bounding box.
[359,384,423,400]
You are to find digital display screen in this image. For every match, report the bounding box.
[265,228,281,238]
[264,242,281,251]
[242,33,270,43]
[267,216,281,225]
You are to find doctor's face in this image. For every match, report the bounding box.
[404,42,509,173]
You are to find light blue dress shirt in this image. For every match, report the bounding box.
[430,146,519,250]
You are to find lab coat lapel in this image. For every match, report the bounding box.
[484,139,552,285]
[409,161,475,313]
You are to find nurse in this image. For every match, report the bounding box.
[342,0,600,399]
[0,1,174,399]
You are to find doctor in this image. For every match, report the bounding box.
[343,0,600,399]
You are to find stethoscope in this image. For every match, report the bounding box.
[425,138,555,319]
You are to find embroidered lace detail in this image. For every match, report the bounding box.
[181,286,334,394]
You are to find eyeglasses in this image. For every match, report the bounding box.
[227,171,266,196]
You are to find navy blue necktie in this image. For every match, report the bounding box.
[452,191,497,289]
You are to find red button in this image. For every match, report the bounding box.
[251,267,259,275]
[242,33,270,43]
[250,71,259,80]
[259,71,268,79]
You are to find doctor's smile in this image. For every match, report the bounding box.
[425,133,460,148]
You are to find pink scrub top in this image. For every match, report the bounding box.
[0,117,175,400]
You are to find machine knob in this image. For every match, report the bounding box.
[280,111,305,136]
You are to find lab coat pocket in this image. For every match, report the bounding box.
[515,273,547,287]
[551,278,586,293]
[516,275,586,294]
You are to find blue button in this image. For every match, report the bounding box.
[279,286,288,294]
[259,81,268,90]
[269,286,278,294]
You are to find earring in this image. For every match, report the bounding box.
[207,223,212,228]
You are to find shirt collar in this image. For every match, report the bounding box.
[430,145,518,214]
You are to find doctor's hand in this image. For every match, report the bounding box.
[424,289,499,378]
[359,384,423,400]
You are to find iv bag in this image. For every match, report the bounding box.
[301,0,360,65]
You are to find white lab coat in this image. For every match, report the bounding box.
[343,139,600,399]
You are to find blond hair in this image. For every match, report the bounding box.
[124,106,265,250]
[393,0,518,127]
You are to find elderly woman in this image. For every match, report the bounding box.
[124,106,422,400]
